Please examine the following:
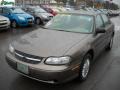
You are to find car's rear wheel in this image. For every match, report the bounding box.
[11,21,17,28]
[78,54,91,81]
[106,37,114,50]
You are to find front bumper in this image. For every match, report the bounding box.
[0,21,10,30]
[0,25,10,30]
[17,19,34,27]
[42,17,53,25]
[6,52,78,84]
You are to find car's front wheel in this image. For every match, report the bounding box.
[11,21,17,28]
[106,37,114,50]
[78,54,91,81]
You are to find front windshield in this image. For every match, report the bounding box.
[34,8,47,13]
[10,8,25,14]
[45,14,94,33]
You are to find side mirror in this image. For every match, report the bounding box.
[6,12,10,15]
[96,28,106,34]
[8,13,11,15]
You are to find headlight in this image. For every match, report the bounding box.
[45,56,71,65]
[9,44,15,53]
[18,16,25,21]
[32,17,34,21]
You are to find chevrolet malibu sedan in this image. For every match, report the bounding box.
[6,11,115,84]
[0,6,34,28]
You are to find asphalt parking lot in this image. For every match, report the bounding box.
[0,16,120,90]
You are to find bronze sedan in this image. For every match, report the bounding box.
[6,11,115,84]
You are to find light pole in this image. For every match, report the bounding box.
[92,0,95,8]
[109,0,113,10]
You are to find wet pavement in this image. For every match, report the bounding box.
[0,16,120,90]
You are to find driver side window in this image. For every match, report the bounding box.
[96,15,104,28]
[3,8,10,14]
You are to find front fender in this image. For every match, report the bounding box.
[64,39,93,65]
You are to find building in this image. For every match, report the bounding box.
[15,0,56,5]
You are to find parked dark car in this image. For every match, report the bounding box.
[24,6,53,25]
[6,11,115,84]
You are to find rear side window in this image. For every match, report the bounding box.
[101,14,110,25]
[96,15,104,28]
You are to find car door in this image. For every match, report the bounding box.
[101,14,114,45]
[92,14,106,55]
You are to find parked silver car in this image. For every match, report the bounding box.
[0,15,10,30]
[24,6,53,25]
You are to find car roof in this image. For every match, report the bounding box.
[59,10,103,16]
[0,6,19,9]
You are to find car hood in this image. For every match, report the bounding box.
[13,29,89,57]
[37,12,53,17]
[15,13,33,18]
[0,15,9,20]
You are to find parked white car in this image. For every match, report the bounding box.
[0,15,10,30]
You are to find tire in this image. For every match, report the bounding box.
[78,54,92,81]
[36,18,42,25]
[106,37,114,51]
[11,21,17,28]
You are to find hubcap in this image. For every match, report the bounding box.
[36,19,40,24]
[82,59,90,78]
[12,21,16,28]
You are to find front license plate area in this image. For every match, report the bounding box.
[17,63,29,74]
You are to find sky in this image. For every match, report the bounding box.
[113,0,120,4]
[104,0,120,5]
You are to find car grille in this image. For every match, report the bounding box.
[0,20,7,22]
[0,22,7,25]
[0,20,7,25]
[15,50,42,64]
[48,16,53,20]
